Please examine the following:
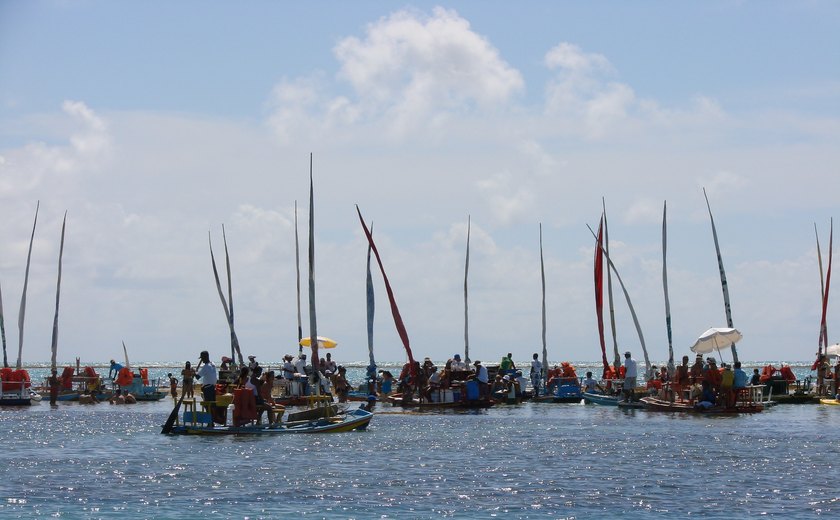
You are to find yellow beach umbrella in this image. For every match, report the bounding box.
[300,336,338,349]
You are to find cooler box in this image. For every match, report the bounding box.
[465,380,479,400]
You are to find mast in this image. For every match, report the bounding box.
[464,216,471,364]
[307,153,320,384]
[662,201,675,376]
[209,229,243,366]
[222,226,243,366]
[1,280,7,368]
[539,223,547,388]
[366,222,376,376]
[295,200,303,352]
[593,217,610,376]
[603,199,620,369]
[703,189,739,364]
[817,220,833,359]
[356,206,416,383]
[50,211,67,372]
[588,223,651,380]
[16,201,39,369]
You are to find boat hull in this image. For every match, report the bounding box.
[819,398,840,406]
[582,392,620,406]
[166,408,373,435]
[639,396,763,414]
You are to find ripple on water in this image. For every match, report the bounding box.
[1,399,840,518]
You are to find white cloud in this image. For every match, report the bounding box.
[267,7,524,140]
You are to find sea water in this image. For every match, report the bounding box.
[2,361,838,519]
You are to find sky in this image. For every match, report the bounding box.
[1,0,839,367]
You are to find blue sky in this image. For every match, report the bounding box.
[1,1,838,367]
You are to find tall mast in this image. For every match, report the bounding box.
[464,216,471,364]
[603,199,620,369]
[662,201,675,376]
[703,189,738,364]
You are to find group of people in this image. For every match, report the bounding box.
[650,354,750,408]
[394,354,491,402]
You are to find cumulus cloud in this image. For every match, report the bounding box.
[476,171,536,226]
[0,100,112,198]
[269,7,523,141]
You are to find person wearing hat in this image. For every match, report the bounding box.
[451,354,467,371]
[622,351,637,402]
[690,354,705,385]
[247,355,258,374]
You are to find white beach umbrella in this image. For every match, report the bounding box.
[826,343,840,357]
[690,327,742,355]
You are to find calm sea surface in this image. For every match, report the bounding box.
[2,361,839,519]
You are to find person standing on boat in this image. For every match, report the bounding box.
[48,369,60,406]
[672,356,690,402]
[473,360,489,400]
[195,350,220,422]
[181,361,195,399]
[451,354,467,371]
[324,352,337,374]
[108,359,123,380]
[623,351,637,402]
[529,353,543,397]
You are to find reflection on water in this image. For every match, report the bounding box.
[1,394,839,518]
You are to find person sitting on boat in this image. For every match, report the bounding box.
[247,366,275,425]
[424,366,441,402]
[582,371,602,394]
[646,365,662,392]
[110,388,125,404]
[694,383,716,410]
[235,366,250,389]
[259,371,280,425]
[490,374,506,398]
[450,354,467,371]
[220,356,231,371]
[439,361,452,389]
[378,370,394,396]
[622,352,638,402]
[180,361,195,399]
[750,368,761,386]
[545,364,560,394]
[690,354,704,385]
[108,359,124,380]
[515,370,528,399]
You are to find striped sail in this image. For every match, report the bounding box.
[1,280,7,368]
[307,154,319,380]
[16,202,39,369]
[356,206,416,381]
[50,212,67,372]
[703,189,738,363]
[366,222,376,374]
[818,220,833,355]
[662,201,675,375]
[295,200,303,349]
[464,216,471,364]
[539,223,547,387]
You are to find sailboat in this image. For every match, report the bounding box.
[0,204,39,406]
[583,213,652,408]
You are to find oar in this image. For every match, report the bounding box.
[161,390,186,434]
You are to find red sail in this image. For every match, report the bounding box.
[594,216,609,377]
[356,206,416,381]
